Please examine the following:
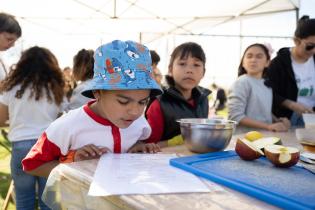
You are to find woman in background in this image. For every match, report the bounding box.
[0,46,65,210]
[267,15,315,126]
[67,49,94,110]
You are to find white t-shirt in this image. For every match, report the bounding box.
[46,105,151,154]
[66,80,92,111]
[292,56,315,108]
[22,103,152,171]
[0,85,64,142]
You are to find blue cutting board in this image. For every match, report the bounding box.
[170,151,315,210]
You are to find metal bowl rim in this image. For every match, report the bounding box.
[177,118,237,126]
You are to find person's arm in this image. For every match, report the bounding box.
[22,132,62,178]
[0,103,9,127]
[145,99,164,143]
[272,115,291,129]
[26,160,59,178]
[228,78,288,132]
[282,99,314,114]
[227,79,250,123]
[239,117,288,132]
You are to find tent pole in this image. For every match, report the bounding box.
[239,19,243,74]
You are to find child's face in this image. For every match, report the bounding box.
[169,55,204,91]
[0,32,19,51]
[242,46,269,78]
[93,89,150,128]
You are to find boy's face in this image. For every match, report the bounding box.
[93,89,150,128]
[169,55,204,92]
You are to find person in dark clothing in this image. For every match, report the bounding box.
[213,88,227,111]
[145,42,210,147]
[266,15,315,126]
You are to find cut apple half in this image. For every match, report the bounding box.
[264,145,300,168]
[235,138,264,161]
[252,137,282,149]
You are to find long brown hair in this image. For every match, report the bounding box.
[0,46,65,105]
[72,49,94,81]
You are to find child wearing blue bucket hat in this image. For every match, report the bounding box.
[22,40,163,177]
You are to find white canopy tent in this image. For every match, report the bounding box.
[0,0,305,87]
[1,0,299,41]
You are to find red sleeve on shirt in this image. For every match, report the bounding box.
[22,132,62,171]
[145,99,164,143]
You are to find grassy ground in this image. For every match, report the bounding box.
[0,131,15,210]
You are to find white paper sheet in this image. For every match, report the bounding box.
[88,153,210,196]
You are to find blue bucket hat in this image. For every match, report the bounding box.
[82,40,163,98]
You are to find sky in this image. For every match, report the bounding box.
[1,0,315,89]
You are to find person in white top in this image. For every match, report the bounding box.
[66,48,94,110]
[0,46,65,210]
[228,43,290,132]
[267,15,315,126]
[0,12,22,81]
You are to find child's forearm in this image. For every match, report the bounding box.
[26,160,59,178]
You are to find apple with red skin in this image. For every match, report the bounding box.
[235,136,300,168]
[235,138,264,160]
[235,137,281,161]
[264,145,300,168]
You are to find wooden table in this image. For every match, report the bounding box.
[42,129,304,210]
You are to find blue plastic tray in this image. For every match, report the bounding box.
[170,151,315,210]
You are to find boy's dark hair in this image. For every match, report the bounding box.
[294,15,315,39]
[238,43,270,78]
[0,46,65,105]
[168,42,206,73]
[150,50,160,65]
[0,12,22,37]
[166,42,206,86]
[72,49,94,81]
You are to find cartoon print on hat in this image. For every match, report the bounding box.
[82,40,162,98]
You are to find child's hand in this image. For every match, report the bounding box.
[279,117,291,129]
[267,122,289,132]
[74,144,110,161]
[127,141,161,153]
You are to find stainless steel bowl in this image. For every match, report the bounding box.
[177,118,237,153]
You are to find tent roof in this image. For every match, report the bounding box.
[1,0,299,43]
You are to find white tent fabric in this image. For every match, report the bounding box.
[0,0,302,88]
[1,0,299,43]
